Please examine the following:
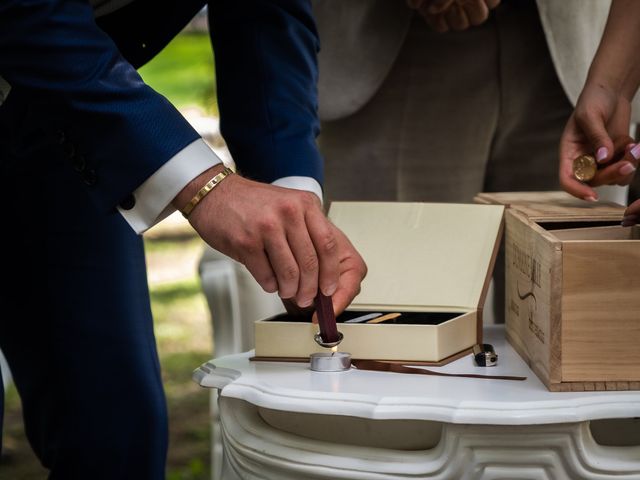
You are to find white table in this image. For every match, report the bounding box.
[194,326,640,480]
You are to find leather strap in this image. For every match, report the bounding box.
[352,359,526,381]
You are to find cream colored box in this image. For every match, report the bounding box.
[254,202,504,364]
[476,192,640,391]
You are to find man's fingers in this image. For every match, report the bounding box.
[426,0,455,14]
[445,3,470,31]
[243,250,278,294]
[262,226,301,300]
[330,229,367,316]
[331,259,367,317]
[285,219,320,308]
[462,0,490,25]
[484,0,501,9]
[305,208,340,297]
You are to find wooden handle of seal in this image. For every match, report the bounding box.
[315,292,339,344]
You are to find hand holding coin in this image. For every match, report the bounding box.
[571,136,637,186]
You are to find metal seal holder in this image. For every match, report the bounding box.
[473,343,498,367]
[310,293,351,372]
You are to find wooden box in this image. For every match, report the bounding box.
[476,192,640,391]
[254,202,504,365]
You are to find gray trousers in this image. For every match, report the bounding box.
[319,1,573,322]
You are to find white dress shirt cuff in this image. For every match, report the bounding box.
[118,139,222,234]
[271,176,323,204]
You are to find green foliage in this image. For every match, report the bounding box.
[151,278,203,306]
[139,32,218,115]
[167,458,206,480]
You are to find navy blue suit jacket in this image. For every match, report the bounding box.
[0,0,323,213]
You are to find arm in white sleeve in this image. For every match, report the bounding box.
[118,139,222,234]
[271,176,323,204]
[118,139,324,234]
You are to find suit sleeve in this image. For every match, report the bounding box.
[209,0,324,186]
[0,0,200,213]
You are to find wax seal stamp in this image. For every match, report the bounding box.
[314,292,341,345]
[573,154,597,182]
[310,293,350,371]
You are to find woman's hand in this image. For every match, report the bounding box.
[559,81,637,201]
[622,198,640,226]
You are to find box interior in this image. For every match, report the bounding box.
[536,221,640,241]
[537,220,621,231]
[264,310,461,326]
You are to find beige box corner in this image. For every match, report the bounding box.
[254,202,504,364]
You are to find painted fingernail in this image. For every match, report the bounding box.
[630,143,640,160]
[619,162,636,176]
[621,215,638,227]
[584,195,598,202]
[596,146,609,163]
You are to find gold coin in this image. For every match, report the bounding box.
[573,154,597,182]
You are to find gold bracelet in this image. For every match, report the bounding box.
[181,166,234,218]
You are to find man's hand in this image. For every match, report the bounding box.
[173,165,367,313]
[407,0,500,32]
[559,81,637,201]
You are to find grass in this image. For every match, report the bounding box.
[139,31,218,115]
[1,234,214,480]
[146,236,213,480]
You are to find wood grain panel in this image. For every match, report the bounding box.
[562,241,640,382]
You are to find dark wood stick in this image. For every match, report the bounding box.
[314,292,339,344]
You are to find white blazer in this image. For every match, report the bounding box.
[314,0,640,123]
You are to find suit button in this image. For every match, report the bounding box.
[119,194,136,210]
[83,169,97,186]
[72,155,86,172]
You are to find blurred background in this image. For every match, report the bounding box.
[1,11,219,480]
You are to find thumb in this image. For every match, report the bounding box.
[575,110,615,164]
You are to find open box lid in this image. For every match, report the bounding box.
[328,202,504,313]
[474,191,624,222]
